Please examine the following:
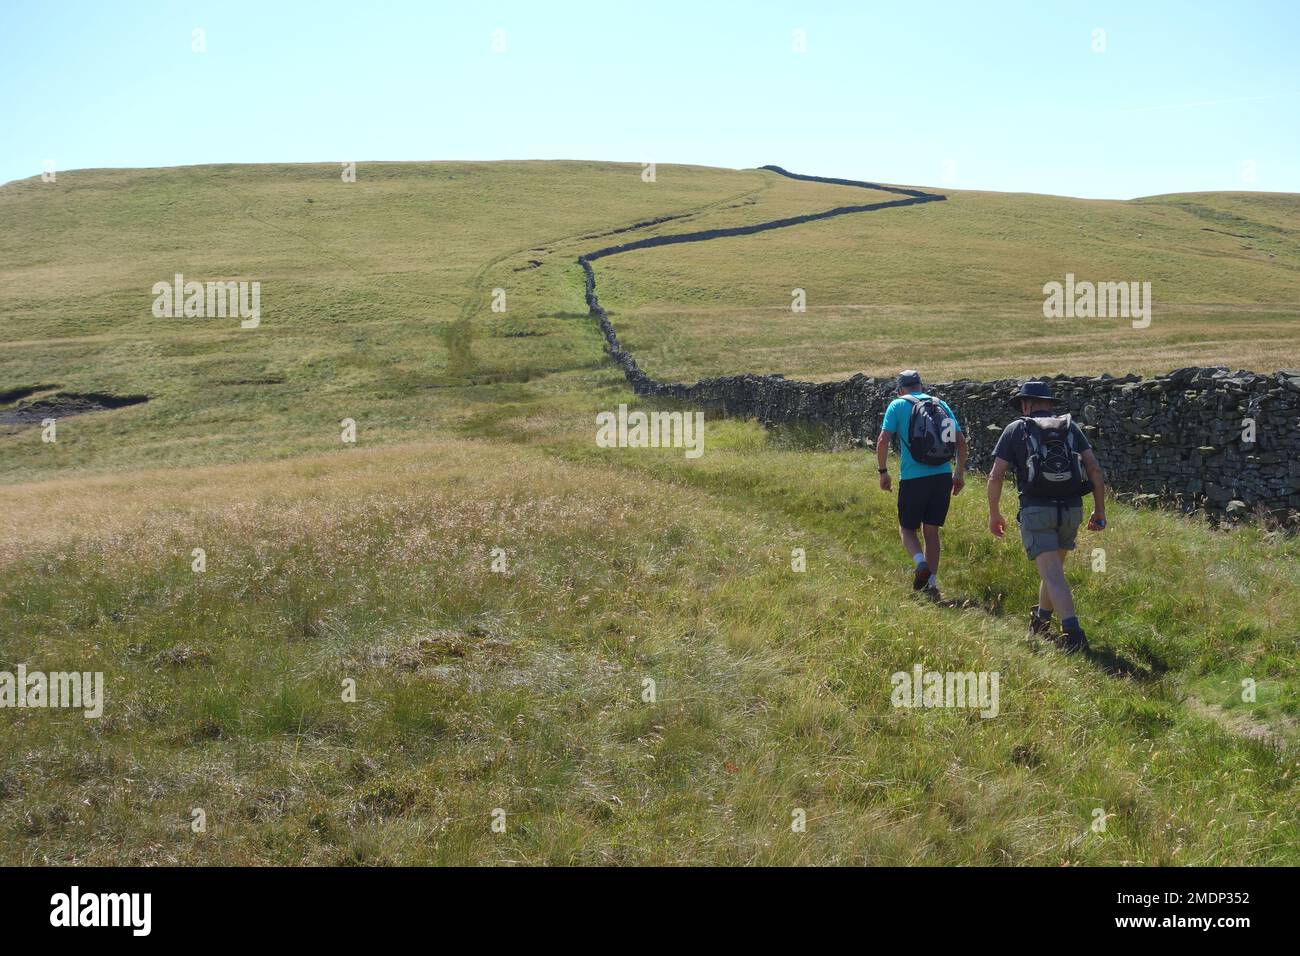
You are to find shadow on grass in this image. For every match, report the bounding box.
[923,590,1162,684]
[1083,644,1164,684]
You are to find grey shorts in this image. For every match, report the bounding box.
[1018,505,1083,560]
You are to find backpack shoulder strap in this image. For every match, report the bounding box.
[1020,416,1043,454]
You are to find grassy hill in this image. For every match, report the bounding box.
[0,162,1295,864]
[599,188,1300,382]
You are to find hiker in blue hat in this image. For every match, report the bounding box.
[986,381,1107,653]
[877,369,967,601]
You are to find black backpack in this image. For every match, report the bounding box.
[1020,414,1091,498]
[902,395,957,466]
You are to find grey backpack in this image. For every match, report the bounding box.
[902,395,956,466]
[1021,414,1091,498]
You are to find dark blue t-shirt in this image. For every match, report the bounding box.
[992,412,1093,508]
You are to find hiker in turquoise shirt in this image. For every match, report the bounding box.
[877,370,967,600]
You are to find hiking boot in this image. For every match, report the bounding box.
[1060,625,1090,655]
[923,583,941,603]
[1028,606,1052,637]
[912,562,931,591]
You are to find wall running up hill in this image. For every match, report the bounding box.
[578,169,1299,520]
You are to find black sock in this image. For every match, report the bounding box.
[1062,615,1080,631]
[1035,607,1053,621]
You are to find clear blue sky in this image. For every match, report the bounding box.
[2,0,1297,198]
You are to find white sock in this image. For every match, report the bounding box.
[912,552,926,566]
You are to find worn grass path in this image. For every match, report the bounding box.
[557,166,1296,749]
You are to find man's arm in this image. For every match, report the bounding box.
[876,429,893,491]
[952,432,968,495]
[1082,449,1106,530]
[987,457,1009,536]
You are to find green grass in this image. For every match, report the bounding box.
[598,188,1300,382]
[0,161,1296,864]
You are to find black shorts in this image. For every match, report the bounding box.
[897,473,953,530]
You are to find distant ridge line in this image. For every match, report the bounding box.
[756,165,940,200]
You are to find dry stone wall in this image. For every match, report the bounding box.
[578,168,1299,520]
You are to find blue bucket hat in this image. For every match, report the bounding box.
[1011,381,1064,407]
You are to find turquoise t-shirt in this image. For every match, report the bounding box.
[881,393,961,481]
